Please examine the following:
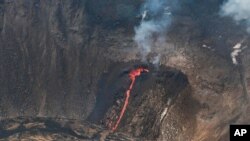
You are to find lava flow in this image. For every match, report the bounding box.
[112,67,149,131]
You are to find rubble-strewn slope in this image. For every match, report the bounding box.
[0,0,249,141]
[0,117,136,141]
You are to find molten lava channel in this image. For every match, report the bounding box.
[112,67,149,131]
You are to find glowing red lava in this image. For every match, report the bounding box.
[112,67,149,131]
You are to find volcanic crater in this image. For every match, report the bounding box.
[1,0,250,141]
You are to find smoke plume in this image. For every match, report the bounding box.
[134,0,174,63]
[220,0,250,32]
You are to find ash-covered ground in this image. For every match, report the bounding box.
[0,0,250,141]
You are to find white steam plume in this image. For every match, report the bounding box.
[220,0,250,32]
[134,0,173,63]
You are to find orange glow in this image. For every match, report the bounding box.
[112,67,149,131]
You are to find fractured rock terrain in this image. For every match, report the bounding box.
[0,0,250,140]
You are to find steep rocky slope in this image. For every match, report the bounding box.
[0,0,250,141]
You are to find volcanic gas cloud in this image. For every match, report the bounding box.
[112,67,149,131]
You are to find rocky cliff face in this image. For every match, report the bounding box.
[0,0,250,141]
[0,0,107,119]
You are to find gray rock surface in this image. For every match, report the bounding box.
[0,0,249,141]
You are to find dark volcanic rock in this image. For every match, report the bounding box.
[88,63,198,140]
[0,117,136,141]
[0,0,110,119]
[0,0,250,141]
